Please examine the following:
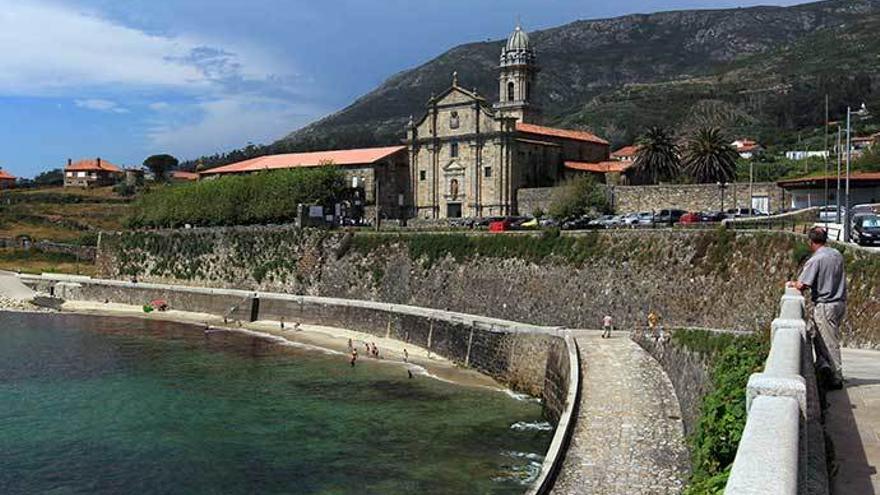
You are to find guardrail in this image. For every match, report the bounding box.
[724,207,819,233]
[725,287,809,494]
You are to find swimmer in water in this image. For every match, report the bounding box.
[350,349,358,367]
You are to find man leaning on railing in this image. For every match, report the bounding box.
[787,226,847,390]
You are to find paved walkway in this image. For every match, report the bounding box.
[552,331,688,495]
[827,348,880,494]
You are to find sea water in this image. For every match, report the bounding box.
[0,312,552,494]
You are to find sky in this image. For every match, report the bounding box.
[0,0,804,178]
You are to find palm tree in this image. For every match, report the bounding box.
[682,128,739,183]
[632,127,681,184]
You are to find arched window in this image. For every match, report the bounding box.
[507,81,515,102]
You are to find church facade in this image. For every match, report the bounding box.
[405,24,610,219]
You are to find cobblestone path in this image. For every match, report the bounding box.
[552,331,688,495]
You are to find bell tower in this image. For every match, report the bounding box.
[494,22,539,123]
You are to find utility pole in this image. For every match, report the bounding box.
[844,107,852,242]
[749,160,754,217]
[836,127,842,224]
[823,94,829,218]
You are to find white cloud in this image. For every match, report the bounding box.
[146,95,327,158]
[0,1,290,96]
[74,98,128,113]
[0,1,322,158]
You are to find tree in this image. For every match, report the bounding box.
[143,154,179,181]
[548,176,610,219]
[632,127,681,184]
[33,168,64,187]
[682,128,739,183]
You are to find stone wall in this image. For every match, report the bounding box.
[632,332,713,437]
[96,228,880,347]
[37,277,568,402]
[517,187,556,216]
[612,182,785,214]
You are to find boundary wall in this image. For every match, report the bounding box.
[20,274,579,495]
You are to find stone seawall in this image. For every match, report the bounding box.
[35,277,570,410]
[96,228,880,347]
[632,333,713,438]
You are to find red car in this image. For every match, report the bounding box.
[488,219,512,232]
[679,212,701,225]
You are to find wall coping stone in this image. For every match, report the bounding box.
[725,395,800,495]
[525,334,580,495]
[726,287,820,494]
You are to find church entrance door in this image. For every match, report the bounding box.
[447,203,462,218]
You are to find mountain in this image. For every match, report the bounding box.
[184,0,880,169]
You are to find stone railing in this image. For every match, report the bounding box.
[725,287,827,495]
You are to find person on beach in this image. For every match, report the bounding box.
[403,348,409,363]
[408,369,414,379]
[350,348,358,367]
[788,227,847,389]
[280,317,285,330]
[294,322,301,331]
[602,315,613,339]
[348,338,353,351]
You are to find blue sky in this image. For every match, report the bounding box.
[0,0,802,178]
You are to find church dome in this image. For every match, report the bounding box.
[505,24,530,52]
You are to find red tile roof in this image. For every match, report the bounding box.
[170,171,199,181]
[0,169,15,180]
[610,145,639,160]
[201,146,407,176]
[564,160,632,173]
[733,139,761,152]
[66,159,122,173]
[516,123,609,145]
[778,172,880,187]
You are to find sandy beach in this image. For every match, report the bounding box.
[49,300,509,392]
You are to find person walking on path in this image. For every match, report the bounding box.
[647,311,660,340]
[788,227,847,389]
[602,315,613,339]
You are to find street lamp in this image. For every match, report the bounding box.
[844,103,870,242]
[717,181,729,214]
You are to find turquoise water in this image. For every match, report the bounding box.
[0,312,552,494]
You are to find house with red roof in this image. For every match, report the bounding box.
[201,146,410,219]
[731,139,763,159]
[64,157,123,188]
[0,168,16,189]
[610,145,640,162]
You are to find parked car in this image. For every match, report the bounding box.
[699,211,725,222]
[518,217,539,229]
[635,211,655,225]
[588,215,616,228]
[679,212,701,225]
[561,216,595,230]
[851,204,877,215]
[852,213,880,245]
[654,209,687,225]
[539,217,559,228]
[619,212,641,226]
[817,206,846,223]
[725,208,766,218]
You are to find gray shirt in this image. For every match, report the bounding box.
[798,246,847,304]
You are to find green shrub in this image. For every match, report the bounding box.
[126,168,344,228]
[547,176,609,219]
[681,329,770,494]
